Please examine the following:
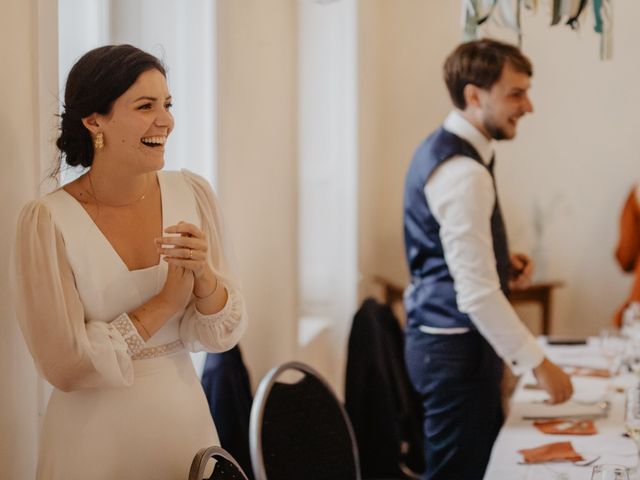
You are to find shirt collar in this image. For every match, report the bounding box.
[442,110,494,166]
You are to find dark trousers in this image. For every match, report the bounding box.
[404,330,504,480]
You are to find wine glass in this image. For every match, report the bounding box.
[626,388,640,476]
[623,303,640,340]
[600,327,628,375]
[591,464,630,480]
[626,342,640,380]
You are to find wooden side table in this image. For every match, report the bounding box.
[508,281,564,335]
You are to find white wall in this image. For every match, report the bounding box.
[499,3,638,336]
[0,0,57,477]
[216,0,300,388]
[358,0,639,337]
[217,1,359,395]
[358,0,450,286]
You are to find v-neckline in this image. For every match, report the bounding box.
[60,172,167,273]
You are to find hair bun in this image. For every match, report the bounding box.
[56,109,93,168]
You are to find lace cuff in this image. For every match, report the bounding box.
[109,313,146,356]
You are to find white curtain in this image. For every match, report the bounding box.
[297,0,358,395]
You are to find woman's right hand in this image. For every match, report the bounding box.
[158,264,194,314]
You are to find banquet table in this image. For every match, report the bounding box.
[484,338,639,479]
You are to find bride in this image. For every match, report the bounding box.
[11,44,247,479]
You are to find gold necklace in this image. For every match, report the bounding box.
[86,171,151,208]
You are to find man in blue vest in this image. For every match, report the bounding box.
[403,39,573,480]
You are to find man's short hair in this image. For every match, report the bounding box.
[443,39,533,109]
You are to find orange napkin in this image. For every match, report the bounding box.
[523,382,543,390]
[533,419,598,435]
[518,441,584,464]
[567,367,611,378]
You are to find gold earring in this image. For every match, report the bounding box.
[94,132,104,150]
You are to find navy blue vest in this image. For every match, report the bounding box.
[403,127,510,331]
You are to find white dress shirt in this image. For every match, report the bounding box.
[423,110,544,374]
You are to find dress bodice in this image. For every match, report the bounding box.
[41,171,199,347]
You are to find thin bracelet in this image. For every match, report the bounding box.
[194,276,219,300]
[129,312,150,339]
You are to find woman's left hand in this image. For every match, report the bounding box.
[155,221,210,279]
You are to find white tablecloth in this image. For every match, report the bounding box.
[484,339,638,479]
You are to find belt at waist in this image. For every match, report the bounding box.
[132,339,185,361]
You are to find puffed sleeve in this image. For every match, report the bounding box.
[10,201,145,392]
[179,170,248,352]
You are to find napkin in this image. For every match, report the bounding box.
[566,366,611,378]
[533,419,597,435]
[518,441,584,463]
[521,399,607,420]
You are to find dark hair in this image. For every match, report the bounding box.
[443,38,533,110]
[56,44,166,170]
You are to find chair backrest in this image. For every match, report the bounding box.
[201,346,254,477]
[249,361,361,480]
[189,445,250,480]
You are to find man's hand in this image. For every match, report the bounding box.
[533,357,573,404]
[509,252,534,290]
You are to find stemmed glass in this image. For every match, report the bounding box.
[600,327,628,375]
[627,350,640,380]
[623,303,640,339]
[622,303,640,377]
[591,464,630,480]
[625,388,640,478]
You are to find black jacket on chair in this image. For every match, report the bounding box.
[345,298,425,479]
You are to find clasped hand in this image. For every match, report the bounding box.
[155,221,218,307]
[155,221,209,278]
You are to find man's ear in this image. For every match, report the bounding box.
[462,84,482,109]
[81,113,101,135]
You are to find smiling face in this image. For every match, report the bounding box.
[93,68,174,173]
[475,62,534,140]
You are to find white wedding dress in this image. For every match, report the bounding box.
[11,170,247,480]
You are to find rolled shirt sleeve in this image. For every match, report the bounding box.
[426,157,545,374]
